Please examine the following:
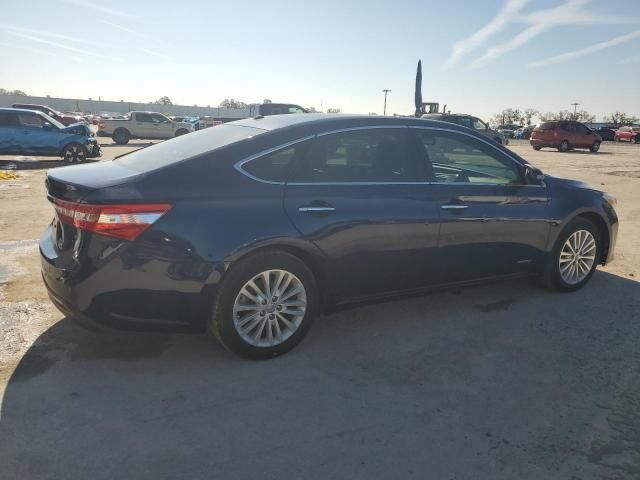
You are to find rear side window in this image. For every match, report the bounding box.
[539,122,556,130]
[115,124,266,172]
[289,129,425,183]
[241,142,311,182]
[0,113,19,126]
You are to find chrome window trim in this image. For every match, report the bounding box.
[234,124,546,188]
[234,135,316,185]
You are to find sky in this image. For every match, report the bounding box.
[1,0,640,121]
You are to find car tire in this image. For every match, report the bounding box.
[209,250,318,359]
[62,143,88,163]
[541,217,600,292]
[174,129,189,137]
[533,146,541,151]
[113,128,130,145]
[590,141,601,153]
[558,140,570,152]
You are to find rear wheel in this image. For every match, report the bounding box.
[590,141,601,153]
[541,218,600,292]
[558,140,570,152]
[113,128,130,145]
[62,143,88,163]
[209,250,318,359]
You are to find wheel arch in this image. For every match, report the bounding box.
[574,212,610,265]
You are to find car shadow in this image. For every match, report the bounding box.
[0,159,100,170]
[1,272,639,479]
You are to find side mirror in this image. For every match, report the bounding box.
[524,164,544,184]
[43,122,54,131]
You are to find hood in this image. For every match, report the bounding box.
[176,121,195,128]
[60,122,91,136]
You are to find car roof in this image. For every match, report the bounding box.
[230,113,479,133]
[0,107,44,115]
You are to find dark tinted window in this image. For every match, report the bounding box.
[539,122,556,130]
[116,124,266,172]
[135,113,153,122]
[242,142,310,182]
[575,123,589,134]
[559,123,571,132]
[414,129,521,185]
[453,117,472,128]
[290,129,424,183]
[0,113,19,127]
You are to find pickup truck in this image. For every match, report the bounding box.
[98,111,195,144]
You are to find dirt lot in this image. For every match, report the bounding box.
[0,138,639,479]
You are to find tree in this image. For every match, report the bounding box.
[219,99,247,109]
[326,108,341,114]
[305,106,320,113]
[263,99,272,104]
[603,112,638,127]
[540,110,595,123]
[12,90,27,96]
[153,96,173,105]
[523,108,539,126]
[490,108,523,127]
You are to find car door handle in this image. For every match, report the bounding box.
[441,204,468,210]
[298,206,336,213]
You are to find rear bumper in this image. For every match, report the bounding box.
[529,138,551,147]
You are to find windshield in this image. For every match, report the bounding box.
[115,124,266,171]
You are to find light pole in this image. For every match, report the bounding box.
[382,89,391,116]
[571,102,580,120]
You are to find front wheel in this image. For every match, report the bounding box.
[62,143,88,163]
[209,250,318,359]
[542,218,600,292]
[590,141,601,153]
[175,128,189,137]
[112,128,130,145]
[533,146,541,151]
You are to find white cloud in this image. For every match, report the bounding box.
[4,25,110,48]
[60,0,135,18]
[528,30,640,67]
[618,55,640,64]
[140,48,173,61]
[447,0,640,68]
[444,0,530,69]
[7,31,117,60]
[100,20,147,38]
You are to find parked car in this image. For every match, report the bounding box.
[11,103,85,126]
[614,126,640,143]
[514,126,534,140]
[421,113,508,145]
[497,124,520,139]
[594,127,616,141]
[530,121,602,152]
[97,111,196,144]
[40,114,618,358]
[0,108,101,162]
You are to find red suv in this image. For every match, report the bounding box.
[11,103,84,126]
[614,126,640,143]
[530,121,602,153]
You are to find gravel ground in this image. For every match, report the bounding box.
[0,138,638,479]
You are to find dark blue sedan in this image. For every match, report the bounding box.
[40,114,618,358]
[0,108,101,162]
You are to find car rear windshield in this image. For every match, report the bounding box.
[115,124,267,172]
[538,122,556,130]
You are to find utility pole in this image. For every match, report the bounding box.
[382,89,391,116]
[571,102,580,120]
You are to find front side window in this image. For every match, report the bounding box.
[136,113,153,123]
[575,124,589,134]
[150,113,170,124]
[18,114,45,128]
[414,130,521,185]
[472,118,488,130]
[453,117,472,128]
[290,129,424,183]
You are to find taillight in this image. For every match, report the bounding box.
[52,199,172,241]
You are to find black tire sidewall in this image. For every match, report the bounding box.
[547,218,600,292]
[559,140,569,152]
[210,250,318,359]
[113,129,130,145]
[591,141,600,152]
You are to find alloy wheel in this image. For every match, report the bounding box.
[64,145,86,163]
[233,269,307,347]
[559,229,596,285]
